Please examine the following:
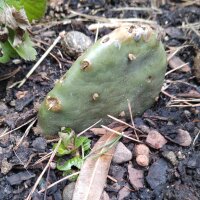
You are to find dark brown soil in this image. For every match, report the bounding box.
[0,1,200,200]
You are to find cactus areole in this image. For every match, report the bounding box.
[38,25,167,138]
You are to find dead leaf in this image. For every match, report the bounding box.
[0,67,20,81]
[0,27,8,42]
[177,90,200,98]
[72,126,126,200]
[0,5,30,47]
[0,7,30,30]
[15,91,28,99]
[168,56,191,73]
[90,128,107,136]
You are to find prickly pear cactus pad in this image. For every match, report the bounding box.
[38,25,167,137]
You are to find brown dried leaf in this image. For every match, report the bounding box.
[0,6,30,47]
[0,7,29,30]
[72,126,126,200]
[168,56,191,72]
[90,128,107,136]
[177,90,200,98]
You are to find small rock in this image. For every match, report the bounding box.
[146,130,167,149]
[175,129,192,146]
[118,185,130,200]
[0,102,8,116]
[7,171,35,186]
[165,27,185,39]
[135,144,150,167]
[15,93,34,111]
[112,142,132,164]
[32,137,47,152]
[109,164,126,181]
[10,146,33,165]
[61,31,92,57]
[50,161,57,169]
[128,164,144,190]
[100,191,110,200]
[135,144,150,156]
[187,154,200,168]
[162,151,178,166]
[138,125,150,133]
[106,182,121,192]
[176,151,186,160]
[136,155,149,167]
[53,190,62,200]
[146,159,168,189]
[1,158,12,174]
[63,182,76,200]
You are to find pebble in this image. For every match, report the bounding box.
[112,142,132,164]
[135,144,150,166]
[146,159,168,189]
[128,164,144,190]
[187,153,200,168]
[7,171,35,186]
[162,151,178,166]
[109,164,126,181]
[118,185,130,200]
[176,151,186,160]
[146,130,167,149]
[135,144,150,156]
[175,129,192,146]
[1,158,12,174]
[0,102,8,116]
[61,31,92,58]
[32,137,47,152]
[63,182,76,200]
[136,155,149,167]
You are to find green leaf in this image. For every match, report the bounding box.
[54,142,73,156]
[74,136,87,148]
[59,127,74,148]
[82,137,91,152]
[8,31,37,61]
[63,170,79,181]
[20,0,47,22]
[4,0,22,10]
[57,156,83,171]
[0,41,18,63]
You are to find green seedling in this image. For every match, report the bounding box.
[0,0,47,63]
[38,24,167,137]
[54,127,91,178]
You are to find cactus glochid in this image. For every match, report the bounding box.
[38,25,167,138]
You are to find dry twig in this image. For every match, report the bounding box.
[18,31,66,88]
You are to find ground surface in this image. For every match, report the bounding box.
[0,0,200,200]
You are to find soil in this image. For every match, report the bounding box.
[0,1,200,200]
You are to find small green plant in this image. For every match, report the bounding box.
[54,127,91,179]
[0,0,47,63]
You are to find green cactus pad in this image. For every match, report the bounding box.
[38,25,167,138]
